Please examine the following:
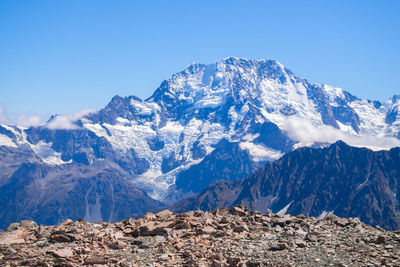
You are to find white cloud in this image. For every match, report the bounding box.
[281,117,400,151]
[0,105,9,124]
[17,114,43,127]
[46,108,97,130]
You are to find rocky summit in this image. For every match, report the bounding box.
[1,206,400,266]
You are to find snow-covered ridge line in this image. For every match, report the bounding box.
[0,57,399,201]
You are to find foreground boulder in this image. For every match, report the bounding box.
[0,206,400,266]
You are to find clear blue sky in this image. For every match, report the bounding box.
[0,0,399,122]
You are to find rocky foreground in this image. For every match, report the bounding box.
[0,206,400,266]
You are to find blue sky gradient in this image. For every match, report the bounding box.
[0,0,399,121]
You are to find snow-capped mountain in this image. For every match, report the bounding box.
[0,57,399,223]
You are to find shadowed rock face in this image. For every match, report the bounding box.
[172,141,400,230]
[0,146,162,230]
[1,207,400,266]
[175,139,258,195]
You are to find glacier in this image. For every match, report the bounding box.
[0,57,399,201]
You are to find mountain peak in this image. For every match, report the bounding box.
[391,94,400,103]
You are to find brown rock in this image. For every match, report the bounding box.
[49,248,74,258]
[174,221,191,230]
[219,217,229,224]
[144,212,157,220]
[227,256,242,266]
[199,226,217,235]
[114,240,127,249]
[269,242,288,251]
[156,209,173,218]
[233,224,249,233]
[61,219,74,226]
[84,256,108,265]
[123,227,133,234]
[0,230,26,245]
[211,259,226,267]
[49,231,75,242]
[21,220,39,230]
[248,232,260,240]
[140,221,172,236]
[139,221,155,233]
[295,239,306,248]
[175,242,185,250]
[6,222,21,231]
[231,206,247,216]
[376,235,385,244]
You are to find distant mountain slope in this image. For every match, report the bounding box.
[0,145,162,230]
[172,141,400,230]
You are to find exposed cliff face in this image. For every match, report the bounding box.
[174,139,258,196]
[172,141,400,230]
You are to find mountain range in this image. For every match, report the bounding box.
[172,141,400,230]
[0,57,399,229]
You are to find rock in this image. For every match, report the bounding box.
[269,242,288,251]
[61,219,74,226]
[306,234,317,242]
[246,261,261,267]
[273,217,291,227]
[325,248,335,254]
[326,214,339,221]
[231,206,247,216]
[49,248,74,258]
[159,254,169,261]
[295,239,306,248]
[0,230,26,245]
[376,236,385,244]
[199,226,217,235]
[144,212,157,220]
[151,236,166,244]
[0,207,399,266]
[227,256,242,265]
[274,225,283,232]
[233,225,249,233]
[174,221,191,230]
[139,222,155,234]
[156,209,173,218]
[327,215,350,227]
[175,242,184,250]
[115,241,127,249]
[84,256,108,265]
[49,231,75,242]
[140,223,170,236]
[295,229,308,237]
[219,217,229,224]
[211,259,224,267]
[7,223,21,231]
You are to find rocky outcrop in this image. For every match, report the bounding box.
[1,206,399,266]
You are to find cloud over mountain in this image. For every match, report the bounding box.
[16,114,43,127]
[46,109,97,130]
[281,117,400,151]
[0,105,9,124]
